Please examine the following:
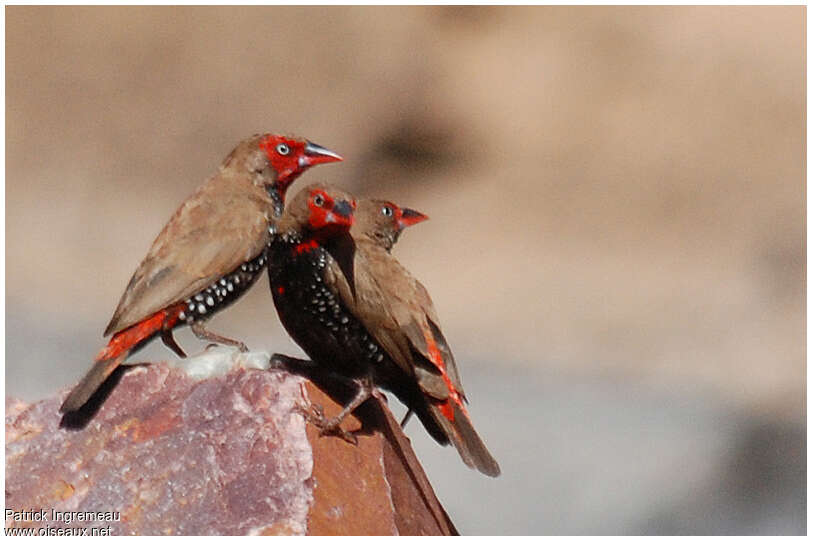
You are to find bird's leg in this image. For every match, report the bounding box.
[190,321,248,352]
[400,409,414,428]
[322,376,374,431]
[272,354,375,444]
[161,328,187,358]
[295,375,375,446]
[295,401,358,445]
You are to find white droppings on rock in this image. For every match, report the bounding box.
[166,346,270,380]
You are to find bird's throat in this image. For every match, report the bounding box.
[265,184,286,218]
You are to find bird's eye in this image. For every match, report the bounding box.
[381,206,393,217]
[276,143,290,156]
[313,194,325,207]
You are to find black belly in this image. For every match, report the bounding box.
[267,238,450,445]
[267,242,397,382]
[177,250,267,326]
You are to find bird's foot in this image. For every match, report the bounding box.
[295,401,358,445]
[191,322,248,353]
[203,341,248,353]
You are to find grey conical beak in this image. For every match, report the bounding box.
[300,141,343,167]
[332,199,354,219]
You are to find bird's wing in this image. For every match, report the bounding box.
[383,258,465,400]
[408,280,466,399]
[338,241,465,400]
[104,177,274,336]
[323,240,416,377]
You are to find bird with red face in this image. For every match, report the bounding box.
[60,134,342,413]
[269,194,500,477]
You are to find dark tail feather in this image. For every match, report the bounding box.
[59,354,126,413]
[423,400,501,477]
[60,306,184,413]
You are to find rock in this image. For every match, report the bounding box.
[5,348,457,535]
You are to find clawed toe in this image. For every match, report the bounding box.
[322,425,358,445]
[294,401,324,424]
[294,401,357,445]
[317,416,358,445]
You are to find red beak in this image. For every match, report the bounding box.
[397,207,429,230]
[299,141,343,167]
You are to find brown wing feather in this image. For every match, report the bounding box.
[334,239,465,397]
[324,241,415,377]
[104,172,274,336]
[389,266,464,396]
[384,264,465,398]
[327,237,496,475]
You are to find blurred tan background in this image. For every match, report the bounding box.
[6,6,804,534]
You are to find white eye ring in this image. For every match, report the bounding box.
[313,194,325,207]
[276,143,290,155]
[381,206,393,217]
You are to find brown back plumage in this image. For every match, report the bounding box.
[333,200,500,476]
[104,135,279,336]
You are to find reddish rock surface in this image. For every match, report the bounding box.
[304,384,456,535]
[5,352,456,535]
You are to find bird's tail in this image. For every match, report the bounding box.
[415,397,501,477]
[59,353,127,413]
[59,305,183,413]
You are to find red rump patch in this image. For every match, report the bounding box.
[422,327,467,422]
[96,303,185,361]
